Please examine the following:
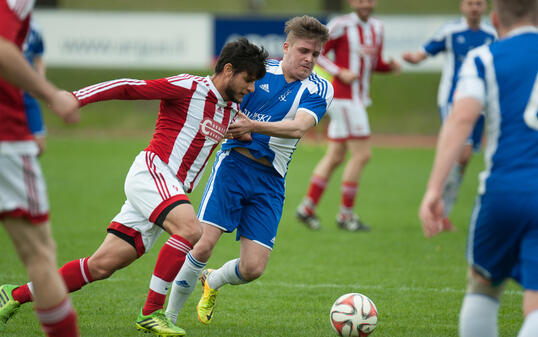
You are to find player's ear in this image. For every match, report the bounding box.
[223,63,234,78]
[490,11,500,32]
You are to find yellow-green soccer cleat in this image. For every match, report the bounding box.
[196,269,218,325]
[0,285,21,332]
[135,308,186,337]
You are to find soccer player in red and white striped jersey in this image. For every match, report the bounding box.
[0,0,81,336]
[0,38,268,337]
[297,0,400,231]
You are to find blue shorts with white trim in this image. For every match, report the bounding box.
[467,192,538,289]
[198,149,285,249]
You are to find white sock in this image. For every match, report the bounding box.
[518,309,538,337]
[207,258,247,290]
[165,252,206,323]
[443,163,463,216]
[459,294,499,337]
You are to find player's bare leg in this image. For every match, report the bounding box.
[2,218,78,336]
[197,237,270,324]
[519,290,538,336]
[337,138,371,231]
[138,203,202,336]
[87,234,139,280]
[297,141,346,229]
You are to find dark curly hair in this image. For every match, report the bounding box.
[215,38,268,80]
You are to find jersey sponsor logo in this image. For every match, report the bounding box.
[200,118,227,142]
[243,108,272,122]
[259,83,270,93]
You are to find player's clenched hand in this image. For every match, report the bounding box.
[389,59,402,74]
[49,90,80,124]
[418,189,444,238]
[227,111,254,139]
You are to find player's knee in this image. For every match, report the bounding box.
[167,217,203,244]
[191,238,215,262]
[20,238,56,269]
[239,262,265,281]
[466,268,504,300]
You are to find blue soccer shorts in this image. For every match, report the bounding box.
[198,149,285,250]
[467,192,538,290]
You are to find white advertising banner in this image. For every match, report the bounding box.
[34,10,213,69]
[380,15,460,72]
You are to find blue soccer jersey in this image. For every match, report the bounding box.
[456,27,538,194]
[221,59,334,176]
[423,17,496,112]
[456,26,538,288]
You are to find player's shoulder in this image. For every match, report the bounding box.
[368,16,384,28]
[166,73,208,90]
[437,17,468,35]
[327,13,356,36]
[304,71,334,98]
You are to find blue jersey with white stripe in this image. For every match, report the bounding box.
[424,17,496,108]
[221,59,334,177]
[455,27,538,194]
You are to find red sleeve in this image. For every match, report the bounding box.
[73,77,192,107]
[0,1,30,48]
[374,30,392,73]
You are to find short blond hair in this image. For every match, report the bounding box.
[284,15,329,44]
[494,0,536,27]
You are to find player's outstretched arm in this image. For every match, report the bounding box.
[228,110,316,139]
[419,97,482,237]
[0,37,80,125]
[0,37,57,103]
[402,51,428,64]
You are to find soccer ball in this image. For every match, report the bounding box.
[330,293,378,337]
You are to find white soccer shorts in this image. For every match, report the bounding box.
[109,151,190,255]
[0,141,49,224]
[327,99,371,140]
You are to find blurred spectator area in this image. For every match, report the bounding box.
[51,0,459,14]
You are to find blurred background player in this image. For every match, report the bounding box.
[419,0,537,336]
[403,0,496,231]
[23,17,47,155]
[296,0,400,231]
[0,38,267,337]
[0,0,81,336]
[165,15,333,326]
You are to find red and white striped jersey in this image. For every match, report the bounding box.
[74,75,239,193]
[317,13,392,106]
[0,0,34,141]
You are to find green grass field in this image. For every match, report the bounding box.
[0,137,524,337]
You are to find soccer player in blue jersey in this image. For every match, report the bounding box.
[23,18,47,155]
[165,15,333,325]
[403,0,496,231]
[419,0,537,335]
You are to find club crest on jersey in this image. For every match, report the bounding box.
[200,118,227,142]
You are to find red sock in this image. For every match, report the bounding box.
[58,257,93,292]
[304,175,328,214]
[36,297,79,337]
[142,235,192,315]
[12,258,92,304]
[12,283,32,304]
[341,181,358,210]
